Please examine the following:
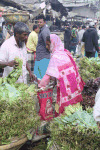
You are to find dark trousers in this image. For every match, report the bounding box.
[64,42,70,50]
[85,52,95,58]
[0,68,4,77]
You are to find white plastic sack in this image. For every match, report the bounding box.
[76,45,78,54]
[93,88,100,122]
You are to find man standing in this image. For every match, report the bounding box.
[34,15,50,79]
[0,22,35,84]
[78,25,86,56]
[63,23,71,50]
[78,25,82,32]
[69,24,79,55]
[82,22,99,58]
[26,25,39,72]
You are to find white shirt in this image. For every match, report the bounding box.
[78,29,85,42]
[0,35,28,84]
[93,88,100,122]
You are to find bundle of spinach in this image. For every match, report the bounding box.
[47,105,100,150]
[0,56,41,146]
[0,82,40,146]
[7,57,23,84]
[0,57,23,85]
[81,77,100,110]
[79,57,100,82]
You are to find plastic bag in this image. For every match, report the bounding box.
[37,88,53,120]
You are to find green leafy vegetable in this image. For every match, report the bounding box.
[0,83,40,146]
[7,57,23,85]
[47,105,100,150]
[0,56,40,146]
[79,57,100,82]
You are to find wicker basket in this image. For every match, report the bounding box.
[0,128,35,150]
[2,13,30,24]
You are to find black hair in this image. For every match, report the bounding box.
[46,36,51,43]
[78,25,81,28]
[2,22,6,26]
[99,26,100,30]
[66,23,70,27]
[82,25,86,29]
[38,14,46,22]
[33,25,38,31]
[72,24,77,28]
[14,22,30,36]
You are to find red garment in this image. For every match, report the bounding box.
[39,34,85,117]
[37,88,53,120]
[55,49,85,116]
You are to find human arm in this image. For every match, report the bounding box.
[32,34,38,47]
[26,62,36,82]
[38,74,50,88]
[0,60,18,68]
[82,32,85,42]
[93,31,99,52]
[42,29,50,47]
[0,43,19,68]
[50,76,57,88]
[76,31,79,44]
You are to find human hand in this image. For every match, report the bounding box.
[38,80,41,84]
[79,41,81,44]
[97,121,100,130]
[8,60,19,67]
[98,51,100,57]
[29,72,37,82]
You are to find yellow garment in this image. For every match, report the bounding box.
[26,31,38,52]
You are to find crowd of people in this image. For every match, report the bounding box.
[0,14,100,127]
[62,21,100,58]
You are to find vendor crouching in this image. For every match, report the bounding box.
[38,34,85,117]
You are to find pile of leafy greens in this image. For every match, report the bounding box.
[79,57,100,82]
[0,57,23,85]
[81,78,100,110]
[47,105,100,150]
[0,57,40,146]
[0,82,40,146]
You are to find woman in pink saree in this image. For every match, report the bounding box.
[38,34,85,117]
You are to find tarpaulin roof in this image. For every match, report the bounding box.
[49,0,68,16]
[0,0,41,11]
[63,3,89,7]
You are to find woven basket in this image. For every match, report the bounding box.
[2,13,29,24]
[0,128,35,150]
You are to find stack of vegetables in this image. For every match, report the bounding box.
[81,77,100,110]
[79,57,100,83]
[47,105,100,150]
[78,57,100,109]
[0,57,40,146]
[0,57,23,85]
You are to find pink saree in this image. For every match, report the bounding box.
[39,34,85,116]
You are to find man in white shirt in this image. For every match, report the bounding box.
[77,25,86,56]
[0,22,35,84]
